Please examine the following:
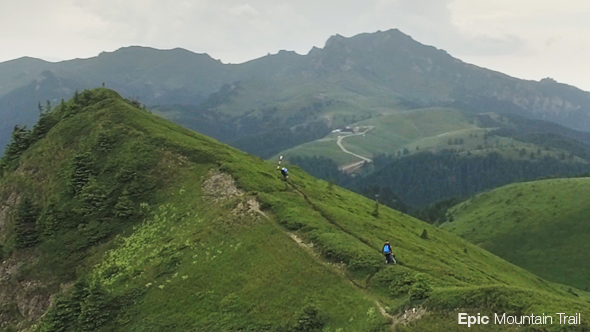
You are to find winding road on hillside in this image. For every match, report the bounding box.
[336,126,374,171]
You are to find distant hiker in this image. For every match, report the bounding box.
[281,167,289,180]
[382,241,396,265]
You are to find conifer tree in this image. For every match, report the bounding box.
[31,104,59,141]
[78,283,111,331]
[0,126,31,169]
[80,178,107,216]
[15,197,40,248]
[69,152,95,195]
[293,304,324,332]
[372,201,379,217]
[115,190,134,219]
[46,298,75,332]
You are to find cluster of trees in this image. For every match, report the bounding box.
[290,151,590,222]
[158,90,335,159]
[497,130,590,161]
[356,151,590,206]
[11,143,146,256]
[448,138,465,145]
[1,89,124,174]
[232,121,331,159]
[45,280,126,332]
[0,104,59,173]
[1,90,157,272]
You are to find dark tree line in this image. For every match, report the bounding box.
[157,84,334,159]
[290,151,590,222]
[360,151,590,206]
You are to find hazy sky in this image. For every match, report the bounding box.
[1,0,589,91]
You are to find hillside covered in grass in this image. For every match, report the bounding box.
[443,178,590,292]
[281,107,590,211]
[0,89,589,331]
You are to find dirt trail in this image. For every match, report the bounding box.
[284,182,430,330]
[336,126,374,163]
[339,160,366,172]
[288,231,426,331]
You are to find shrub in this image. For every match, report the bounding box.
[409,273,432,300]
[389,271,433,300]
[292,304,325,332]
[96,131,117,153]
[420,229,428,240]
[220,293,242,312]
[389,270,416,298]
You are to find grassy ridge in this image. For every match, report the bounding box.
[0,89,588,331]
[278,108,476,164]
[278,108,583,167]
[444,178,590,291]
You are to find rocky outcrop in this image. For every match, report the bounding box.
[0,257,53,331]
[0,193,20,242]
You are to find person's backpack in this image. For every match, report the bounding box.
[383,244,391,254]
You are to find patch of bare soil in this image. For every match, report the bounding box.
[393,307,427,330]
[232,198,268,219]
[288,232,348,272]
[288,233,315,252]
[203,170,268,224]
[202,170,244,202]
[374,302,428,331]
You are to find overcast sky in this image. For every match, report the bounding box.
[1,0,589,91]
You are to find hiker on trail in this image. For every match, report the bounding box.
[281,167,289,180]
[382,241,396,265]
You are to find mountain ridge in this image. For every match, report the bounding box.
[2,28,590,158]
[1,88,589,331]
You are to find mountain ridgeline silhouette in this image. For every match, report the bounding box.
[2,29,590,157]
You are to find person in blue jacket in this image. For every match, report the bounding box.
[382,240,396,265]
[280,167,289,180]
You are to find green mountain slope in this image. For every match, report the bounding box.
[0,89,589,331]
[278,108,590,167]
[443,178,590,291]
[3,29,590,158]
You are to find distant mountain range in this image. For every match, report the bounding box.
[2,29,590,156]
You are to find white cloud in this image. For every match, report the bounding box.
[229,4,260,17]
